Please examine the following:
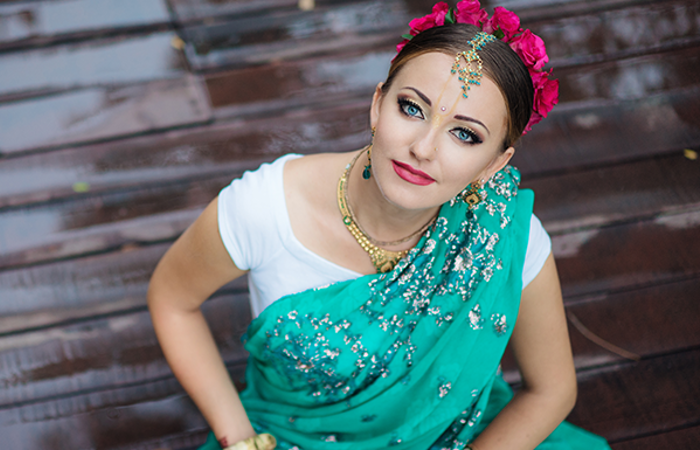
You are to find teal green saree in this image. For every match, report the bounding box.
[200,167,610,450]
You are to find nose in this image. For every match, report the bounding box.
[410,128,439,162]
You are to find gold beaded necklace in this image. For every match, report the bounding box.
[337,150,434,273]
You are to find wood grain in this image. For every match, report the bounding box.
[569,349,700,442]
[0,32,186,102]
[501,276,700,381]
[0,0,170,51]
[0,76,212,156]
[611,424,700,450]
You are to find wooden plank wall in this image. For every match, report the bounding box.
[0,0,698,448]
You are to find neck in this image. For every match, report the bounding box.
[346,149,440,249]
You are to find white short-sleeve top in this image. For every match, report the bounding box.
[218,154,551,318]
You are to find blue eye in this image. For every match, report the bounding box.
[451,127,482,145]
[398,98,424,119]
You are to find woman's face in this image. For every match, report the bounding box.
[369,51,514,212]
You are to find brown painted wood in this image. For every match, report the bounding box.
[0,0,170,51]
[0,293,249,408]
[0,32,187,103]
[553,207,700,298]
[0,175,228,270]
[168,0,356,23]
[527,0,700,67]
[569,349,700,442]
[523,153,700,234]
[203,49,388,118]
[0,244,166,334]
[0,102,368,208]
[515,84,700,175]
[502,276,700,381]
[0,363,246,450]
[180,0,424,71]
[552,45,700,105]
[611,424,700,450]
[0,242,247,334]
[0,76,212,156]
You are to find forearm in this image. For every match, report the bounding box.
[470,383,576,450]
[150,300,256,446]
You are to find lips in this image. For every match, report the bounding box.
[392,160,435,186]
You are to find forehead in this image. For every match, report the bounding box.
[389,52,508,130]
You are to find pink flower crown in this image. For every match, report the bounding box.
[396,0,558,134]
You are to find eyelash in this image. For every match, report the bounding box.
[451,127,482,145]
[398,98,424,119]
[396,98,482,145]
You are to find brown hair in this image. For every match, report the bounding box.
[381,24,534,149]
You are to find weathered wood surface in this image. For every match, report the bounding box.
[1,0,699,448]
[501,275,700,380]
[0,0,171,51]
[180,0,428,70]
[0,76,212,156]
[0,32,186,102]
[611,424,700,450]
[570,349,700,442]
[0,244,248,334]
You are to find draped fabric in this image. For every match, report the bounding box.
[199,166,611,450]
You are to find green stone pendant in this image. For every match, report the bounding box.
[362,164,371,180]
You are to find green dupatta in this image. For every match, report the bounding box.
[199,166,610,450]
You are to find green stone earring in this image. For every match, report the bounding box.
[363,128,375,180]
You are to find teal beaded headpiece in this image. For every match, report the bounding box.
[450,31,497,99]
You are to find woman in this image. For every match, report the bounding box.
[148,2,611,449]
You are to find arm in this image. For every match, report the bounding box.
[470,253,577,449]
[147,198,256,447]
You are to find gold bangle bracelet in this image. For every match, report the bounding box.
[222,433,276,450]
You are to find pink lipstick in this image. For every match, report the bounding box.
[392,160,435,186]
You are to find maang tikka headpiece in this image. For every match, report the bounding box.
[396,1,559,134]
[451,31,497,99]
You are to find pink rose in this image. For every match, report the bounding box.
[523,111,543,135]
[395,38,409,55]
[534,76,559,118]
[529,68,549,90]
[484,7,521,41]
[408,2,449,35]
[454,0,488,27]
[521,69,558,134]
[509,29,548,70]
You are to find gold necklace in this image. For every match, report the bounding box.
[344,151,436,247]
[337,151,430,273]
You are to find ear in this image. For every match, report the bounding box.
[479,146,515,181]
[369,82,384,130]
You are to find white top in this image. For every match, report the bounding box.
[218,154,552,318]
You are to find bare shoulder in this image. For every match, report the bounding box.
[285,152,351,204]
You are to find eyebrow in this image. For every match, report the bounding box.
[401,86,490,135]
[402,87,432,106]
[454,115,490,135]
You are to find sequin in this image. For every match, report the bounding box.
[469,304,484,330]
[437,377,452,398]
[389,434,403,446]
[247,165,523,439]
[491,313,507,336]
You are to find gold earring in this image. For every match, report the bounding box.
[462,180,482,207]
